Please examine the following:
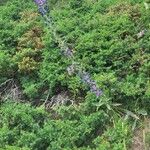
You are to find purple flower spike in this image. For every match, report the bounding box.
[34,0,103,98]
[34,0,46,6]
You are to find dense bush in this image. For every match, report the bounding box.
[49,0,150,111]
[1,0,149,107]
[0,101,110,149]
[0,0,150,149]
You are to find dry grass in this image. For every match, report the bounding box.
[131,118,150,150]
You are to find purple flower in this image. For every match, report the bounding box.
[83,75,90,82]
[95,89,103,97]
[34,0,46,6]
[82,72,90,82]
[34,0,48,15]
[64,48,73,57]
[79,71,103,97]
[91,84,97,91]
[38,6,47,16]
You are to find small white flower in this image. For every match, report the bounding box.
[144,2,149,10]
[137,30,145,39]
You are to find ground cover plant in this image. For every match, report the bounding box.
[0,0,150,149]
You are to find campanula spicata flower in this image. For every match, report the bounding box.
[34,0,103,97]
[34,0,46,6]
[34,0,48,16]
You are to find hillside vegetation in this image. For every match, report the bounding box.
[0,0,150,149]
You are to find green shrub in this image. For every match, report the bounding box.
[0,101,109,149]
[0,0,149,149]
[1,0,149,106]
[0,51,15,83]
[93,119,131,150]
